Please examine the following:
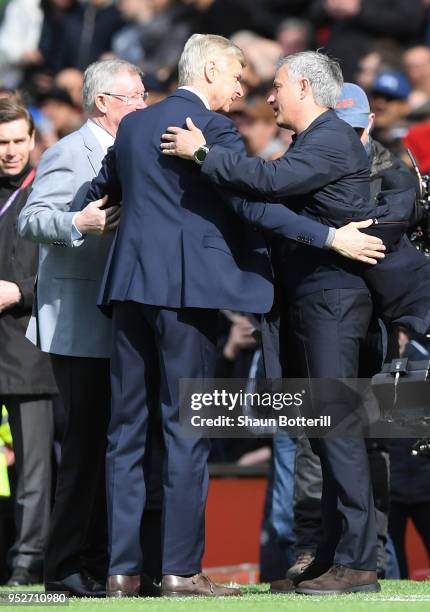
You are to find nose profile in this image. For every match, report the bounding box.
[6,142,17,156]
[267,94,275,104]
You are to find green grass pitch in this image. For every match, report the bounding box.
[2,581,430,611]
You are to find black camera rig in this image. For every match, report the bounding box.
[407,149,430,257]
[372,355,430,457]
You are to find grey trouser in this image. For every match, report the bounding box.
[3,396,53,573]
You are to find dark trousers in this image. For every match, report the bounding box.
[293,435,390,575]
[294,432,323,555]
[3,395,53,574]
[284,288,377,570]
[44,356,110,582]
[108,302,217,576]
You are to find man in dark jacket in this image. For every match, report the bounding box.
[0,98,57,586]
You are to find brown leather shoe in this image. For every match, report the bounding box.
[106,575,140,597]
[295,565,381,595]
[161,573,242,597]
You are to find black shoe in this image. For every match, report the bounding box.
[140,573,161,597]
[8,567,41,586]
[81,570,106,592]
[45,572,106,597]
[286,552,316,581]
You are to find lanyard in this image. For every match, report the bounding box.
[0,168,36,219]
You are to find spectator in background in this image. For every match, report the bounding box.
[55,69,84,109]
[112,0,192,88]
[38,0,82,74]
[37,88,83,138]
[230,31,282,90]
[0,0,43,88]
[403,45,430,107]
[402,120,430,174]
[26,107,59,166]
[0,97,57,586]
[210,310,271,466]
[309,0,426,81]
[183,0,280,39]
[239,98,285,159]
[369,70,411,151]
[39,0,124,74]
[389,438,430,578]
[276,18,313,56]
[355,41,404,92]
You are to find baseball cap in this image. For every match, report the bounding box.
[335,82,370,128]
[371,70,411,100]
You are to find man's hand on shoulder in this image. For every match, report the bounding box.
[331,219,386,265]
[74,196,121,235]
[0,280,22,313]
[161,117,206,160]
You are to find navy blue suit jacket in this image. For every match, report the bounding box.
[86,89,332,313]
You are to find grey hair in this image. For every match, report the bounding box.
[276,51,343,108]
[83,59,142,114]
[178,33,245,86]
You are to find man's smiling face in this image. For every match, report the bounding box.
[211,56,244,113]
[267,65,302,130]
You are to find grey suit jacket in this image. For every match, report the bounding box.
[18,123,113,358]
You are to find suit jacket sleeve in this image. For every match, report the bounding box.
[84,145,122,205]
[203,115,330,249]
[201,126,349,200]
[18,142,82,247]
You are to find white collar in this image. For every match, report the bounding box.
[178,86,211,110]
[87,119,115,153]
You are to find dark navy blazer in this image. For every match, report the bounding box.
[86,89,333,314]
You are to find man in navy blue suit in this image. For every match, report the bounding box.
[162,50,385,595]
[87,38,384,597]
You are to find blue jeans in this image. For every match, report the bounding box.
[260,434,296,581]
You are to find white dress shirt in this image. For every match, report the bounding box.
[71,119,115,241]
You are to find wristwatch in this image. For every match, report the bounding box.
[193,145,210,165]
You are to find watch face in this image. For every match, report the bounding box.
[195,146,208,163]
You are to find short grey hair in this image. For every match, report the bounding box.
[178,33,245,86]
[276,51,343,109]
[83,59,142,113]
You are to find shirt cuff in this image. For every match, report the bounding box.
[71,213,83,242]
[324,227,336,249]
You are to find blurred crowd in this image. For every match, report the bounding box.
[1,0,430,169]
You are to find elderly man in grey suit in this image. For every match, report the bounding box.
[18,59,147,597]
